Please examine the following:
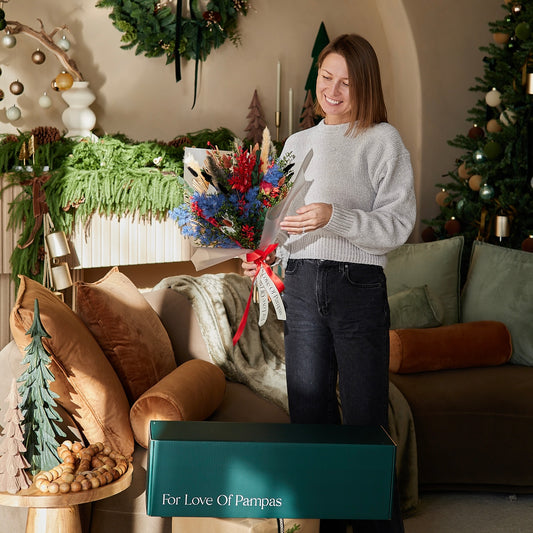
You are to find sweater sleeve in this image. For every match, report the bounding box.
[325,152,416,255]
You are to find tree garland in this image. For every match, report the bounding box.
[95,0,249,65]
[0,127,236,287]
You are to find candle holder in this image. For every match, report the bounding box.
[275,111,281,141]
[43,213,73,292]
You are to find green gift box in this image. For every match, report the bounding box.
[146,421,396,520]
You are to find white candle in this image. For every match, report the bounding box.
[288,88,293,136]
[276,61,281,113]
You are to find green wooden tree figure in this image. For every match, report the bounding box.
[0,378,31,493]
[304,22,330,103]
[17,298,65,475]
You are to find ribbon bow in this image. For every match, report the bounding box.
[17,173,51,250]
[233,243,286,346]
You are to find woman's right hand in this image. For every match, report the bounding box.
[241,253,276,278]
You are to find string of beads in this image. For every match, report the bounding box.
[34,440,130,494]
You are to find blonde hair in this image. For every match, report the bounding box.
[315,34,388,135]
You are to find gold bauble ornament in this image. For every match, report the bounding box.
[486,118,502,133]
[9,80,24,95]
[55,71,74,91]
[435,189,450,207]
[493,32,510,45]
[32,49,46,65]
[468,175,483,191]
[458,162,472,180]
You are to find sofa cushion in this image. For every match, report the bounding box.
[10,276,134,456]
[76,267,176,403]
[461,241,533,366]
[388,285,443,330]
[389,321,512,374]
[385,236,464,325]
[130,359,226,448]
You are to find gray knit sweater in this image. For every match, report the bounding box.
[279,120,416,267]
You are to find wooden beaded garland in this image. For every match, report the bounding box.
[33,440,130,494]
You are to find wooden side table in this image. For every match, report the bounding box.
[0,464,133,533]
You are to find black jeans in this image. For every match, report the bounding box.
[283,259,404,533]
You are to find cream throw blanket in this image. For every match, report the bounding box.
[153,273,418,513]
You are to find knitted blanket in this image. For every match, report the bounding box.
[153,272,418,513]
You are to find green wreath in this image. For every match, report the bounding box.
[96,0,249,65]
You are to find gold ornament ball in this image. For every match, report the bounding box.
[458,162,472,180]
[486,118,502,133]
[55,71,74,91]
[32,49,46,65]
[435,189,450,207]
[9,80,24,95]
[468,174,483,191]
[493,32,510,45]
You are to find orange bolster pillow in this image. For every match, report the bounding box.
[130,359,226,448]
[389,321,512,374]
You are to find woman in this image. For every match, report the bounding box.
[243,34,415,533]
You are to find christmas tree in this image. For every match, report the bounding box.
[18,298,65,475]
[424,0,533,258]
[0,379,31,494]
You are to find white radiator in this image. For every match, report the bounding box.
[69,214,191,269]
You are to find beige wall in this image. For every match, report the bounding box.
[1,0,504,239]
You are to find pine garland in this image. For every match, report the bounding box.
[95,0,249,65]
[0,127,236,286]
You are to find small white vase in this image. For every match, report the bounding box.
[61,81,97,139]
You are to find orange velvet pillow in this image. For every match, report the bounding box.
[75,267,176,404]
[389,321,512,374]
[130,359,226,448]
[10,276,134,456]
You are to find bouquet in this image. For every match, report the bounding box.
[169,128,305,344]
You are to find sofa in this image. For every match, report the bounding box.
[0,236,532,533]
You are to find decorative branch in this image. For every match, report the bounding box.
[5,18,83,81]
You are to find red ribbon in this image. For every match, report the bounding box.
[232,243,284,346]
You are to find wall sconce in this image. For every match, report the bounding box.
[43,213,73,295]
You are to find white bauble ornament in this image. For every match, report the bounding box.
[485,88,502,107]
[500,109,517,126]
[2,32,16,48]
[39,93,52,108]
[57,35,71,51]
[6,105,21,121]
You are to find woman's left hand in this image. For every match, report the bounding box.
[279,203,332,235]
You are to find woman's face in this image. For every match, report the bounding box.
[316,52,352,125]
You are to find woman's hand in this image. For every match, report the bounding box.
[241,253,276,278]
[279,203,332,235]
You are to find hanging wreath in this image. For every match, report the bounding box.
[95,0,249,65]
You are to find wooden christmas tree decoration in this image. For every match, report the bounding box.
[304,22,330,103]
[0,379,31,494]
[244,90,267,145]
[18,298,65,475]
[299,90,317,131]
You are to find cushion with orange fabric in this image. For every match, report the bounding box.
[389,321,512,374]
[10,276,134,456]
